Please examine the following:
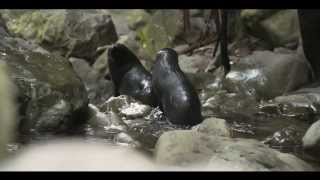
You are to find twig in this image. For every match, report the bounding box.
[177,37,218,55]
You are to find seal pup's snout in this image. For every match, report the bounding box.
[157,48,178,56]
[156,48,179,64]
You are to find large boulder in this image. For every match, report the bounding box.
[0,63,16,159]
[155,129,314,171]
[224,50,312,101]
[241,9,300,48]
[0,29,89,138]
[200,49,311,117]
[0,10,118,63]
[136,10,184,60]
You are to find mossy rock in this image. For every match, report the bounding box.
[136,10,184,60]
[0,10,118,63]
[241,9,300,47]
[0,31,89,138]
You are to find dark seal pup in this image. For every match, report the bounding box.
[152,48,203,126]
[108,43,157,106]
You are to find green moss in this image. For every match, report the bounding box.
[5,11,67,45]
[127,10,151,30]
[136,10,183,60]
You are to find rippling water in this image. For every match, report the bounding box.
[6,101,320,170]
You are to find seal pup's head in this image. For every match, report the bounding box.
[155,48,179,69]
[108,43,141,68]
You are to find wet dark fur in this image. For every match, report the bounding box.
[152,48,203,126]
[108,43,157,106]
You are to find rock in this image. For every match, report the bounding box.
[224,50,312,100]
[0,32,89,138]
[93,48,110,76]
[192,117,231,137]
[119,102,152,119]
[115,132,140,146]
[126,10,151,31]
[69,57,113,105]
[136,10,184,60]
[241,10,280,23]
[0,139,156,171]
[99,95,138,114]
[258,86,320,121]
[303,120,320,156]
[95,10,151,63]
[85,104,134,145]
[186,72,217,91]
[260,10,300,47]
[154,130,314,171]
[202,90,259,117]
[101,9,151,35]
[0,10,118,63]
[263,125,306,154]
[190,9,204,17]
[241,9,300,48]
[178,54,211,73]
[0,63,16,159]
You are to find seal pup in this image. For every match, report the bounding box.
[152,48,203,126]
[108,43,157,106]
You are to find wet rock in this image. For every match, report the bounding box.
[224,50,312,100]
[263,125,306,154]
[303,120,320,157]
[202,91,259,117]
[0,32,88,138]
[241,9,300,48]
[119,103,152,119]
[115,132,140,146]
[94,95,188,149]
[0,10,118,63]
[99,95,140,114]
[85,104,129,143]
[155,130,314,171]
[192,117,231,137]
[0,63,16,159]
[259,87,320,121]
